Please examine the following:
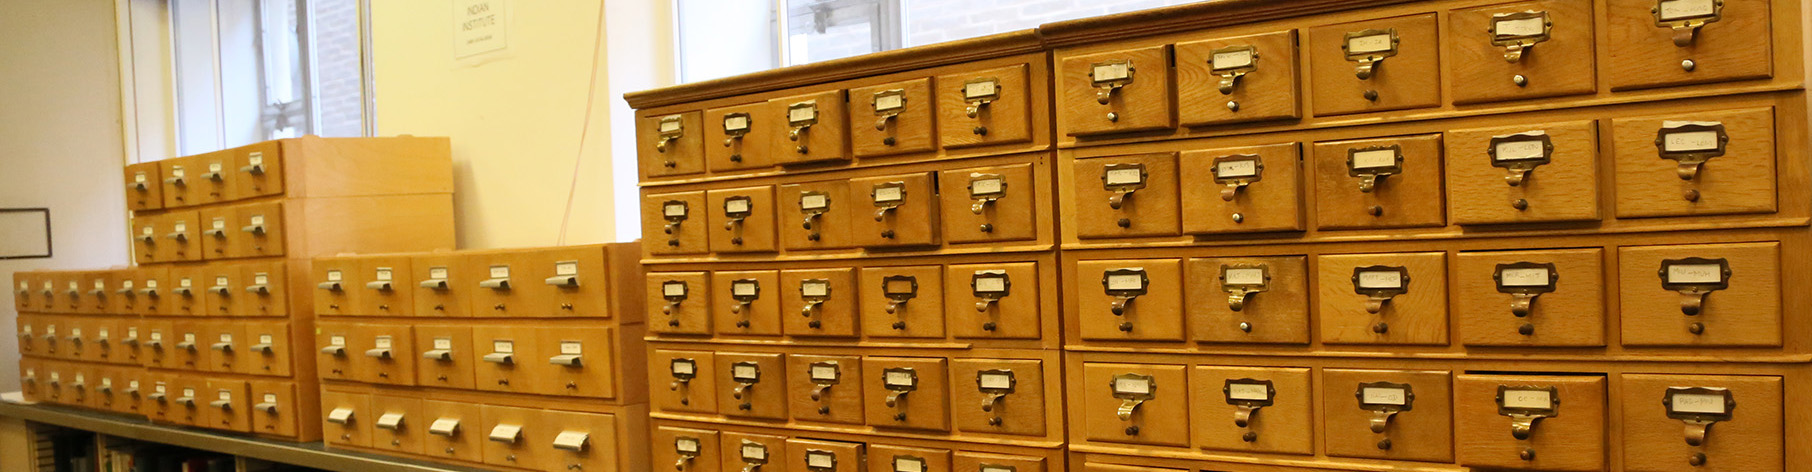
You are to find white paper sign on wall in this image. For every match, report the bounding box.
[454,0,509,58]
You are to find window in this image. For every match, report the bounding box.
[676,0,1202,82]
[161,0,372,157]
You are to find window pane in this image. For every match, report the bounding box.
[676,0,779,83]
[309,0,367,137]
[784,0,897,65]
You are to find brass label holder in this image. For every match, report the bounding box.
[1488,131,1553,187]
[1211,154,1265,201]
[1347,145,1404,193]
[1089,59,1134,104]
[1652,0,1724,46]
[1663,386,1735,447]
[1209,45,1259,94]
[1490,10,1552,62]
[1111,373,1156,421]
[1102,163,1147,209]
[1343,28,1399,80]
[1352,266,1411,315]
[1220,263,1271,312]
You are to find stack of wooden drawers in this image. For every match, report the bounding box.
[13,136,455,442]
[627,0,1810,471]
[1047,0,1809,471]
[14,269,157,417]
[308,244,649,472]
[629,33,1069,472]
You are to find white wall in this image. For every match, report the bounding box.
[371,0,674,249]
[0,0,130,392]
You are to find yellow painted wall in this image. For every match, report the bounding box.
[371,1,674,249]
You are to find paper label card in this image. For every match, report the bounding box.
[1363,387,1408,406]
[1658,0,1716,20]
[1667,264,1724,284]
[556,261,578,276]
[1357,270,1404,289]
[1104,167,1144,185]
[1669,392,1727,414]
[1351,149,1398,169]
[1347,33,1394,54]
[1501,389,1553,409]
[1212,48,1254,70]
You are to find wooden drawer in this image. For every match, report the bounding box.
[232,140,283,198]
[1618,242,1780,346]
[1186,256,1310,344]
[1455,374,1606,471]
[850,78,936,157]
[946,262,1041,340]
[1079,259,1184,342]
[1082,362,1188,446]
[204,379,250,433]
[850,173,942,248]
[1455,248,1606,346]
[479,405,544,469]
[863,356,950,431]
[786,354,864,425]
[1308,13,1442,115]
[413,325,475,389]
[1074,153,1181,238]
[648,272,712,336]
[952,358,1048,437]
[248,380,297,437]
[1313,134,1447,230]
[708,186,779,253]
[705,103,772,172]
[718,352,787,420]
[1190,366,1312,455]
[463,249,550,318]
[357,256,413,317]
[859,265,945,339]
[1176,30,1301,126]
[651,349,717,414]
[1612,107,1777,218]
[312,256,359,317]
[472,326,541,395]
[1180,143,1304,234]
[868,444,949,472]
[322,390,372,448]
[768,91,848,165]
[542,410,620,472]
[1606,0,1773,90]
[780,180,853,250]
[937,64,1033,148]
[1448,0,1598,104]
[125,162,163,211]
[411,253,471,317]
[1323,368,1454,462]
[1316,252,1449,345]
[369,394,423,455]
[241,261,289,317]
[940,163,1038,244]
[1621,373,1783,472]
[1060,45,1175,136]
[656,426,722,472]
[1447,121,1601,225]
[721,432,785,472]
[536,326,616,399]
[781,268,859,338]
[644,190,711,255]
[711,270,782,336]
[529,245,610,318]
[786,438,863,472]
[422,400,484,463]
[640,111,706,178]
[315,321,356,381]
